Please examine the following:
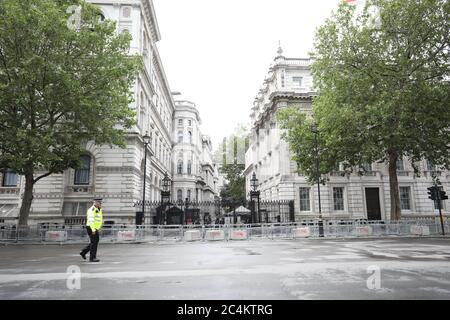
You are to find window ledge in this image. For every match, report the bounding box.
[0,187,20,195]
[66,186,94,193]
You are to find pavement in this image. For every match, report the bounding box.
[0,237,450,300]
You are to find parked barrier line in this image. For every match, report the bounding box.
[0,219,448,243]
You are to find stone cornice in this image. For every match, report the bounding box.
[174,104,201,123]
[152,48,176,113]
[270,91,317,101]
[142,0,161,42]
[97,166,141,175]
[253,91,317,129]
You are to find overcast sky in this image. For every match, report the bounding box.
[153,0,344,150]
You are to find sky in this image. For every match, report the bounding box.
[153,0,345,150]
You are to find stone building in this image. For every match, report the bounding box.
[0,0,218,225]
[172,98,220,203]
[244,46,450,221]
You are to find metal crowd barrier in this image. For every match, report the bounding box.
[0,219,449,243]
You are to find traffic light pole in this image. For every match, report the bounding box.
[437,189,445,236]
[428,185,446,236]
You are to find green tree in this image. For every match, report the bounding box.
[277,109,339,185]
[0,0,142,225]
[220,164,246,205]
[215,125,249,205]
[279,0,450,220]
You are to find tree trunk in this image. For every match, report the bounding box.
[18,173,35,226]
[388,150,401,221]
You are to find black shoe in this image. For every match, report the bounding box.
[89,258,100,262]
[80,252,86,260]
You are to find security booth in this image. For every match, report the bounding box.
[135,211,144,225]
[225,206,251,224]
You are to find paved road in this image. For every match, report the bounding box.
[0,238,450,299]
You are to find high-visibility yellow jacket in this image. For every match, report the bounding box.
[86,206,103,232]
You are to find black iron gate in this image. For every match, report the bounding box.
[133,199,295,225]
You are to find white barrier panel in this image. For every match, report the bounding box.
[230,229,248,240]
[117,230,136,241]
[184,230,202,241]
[355,226,373,236]
[45,231,67,242]
[205,229,225,241]
[293,227,311,238]
[410,225,430,236]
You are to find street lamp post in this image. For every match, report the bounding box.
[311,123,324,237]
[161,172,171,225]
[138,134,151,225]
[250,172,260,224]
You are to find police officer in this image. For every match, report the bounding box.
[80,198,103,262]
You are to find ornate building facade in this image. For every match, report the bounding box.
[172,98,220,203]
[244,47,450,221]
[0,0,219,225]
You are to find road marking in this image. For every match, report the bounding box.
[0,261,449,284]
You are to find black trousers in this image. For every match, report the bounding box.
[81,226,99,260]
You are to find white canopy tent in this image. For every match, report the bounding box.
[224,206,251,224]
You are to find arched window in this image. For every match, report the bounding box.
[177,160,183,174]
[396,157,404,171]
[188,131,192,144]
[139,107,145,129]
[2,169,18,187]
[177,189,183,201]
[187,161,192,175]
[177,131,183,143]
[74,155,91,185]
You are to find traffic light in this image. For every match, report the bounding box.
[440,190,448,200]
[427,186,437,200]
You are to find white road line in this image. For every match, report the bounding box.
[0,261,449,283]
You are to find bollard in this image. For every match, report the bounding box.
[229,229,248,240]
[293,227,311,238]
[184,230,202,241]
[117,230,136,241]
[45,231,67,242]
[410,225,430,236]
[205,229,225,241]
[354,226,373,236]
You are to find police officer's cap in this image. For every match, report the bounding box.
[93,198,103,202]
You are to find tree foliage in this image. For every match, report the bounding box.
[0,0,142,225]
[279,0,450,220]
[216,125,249,205]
